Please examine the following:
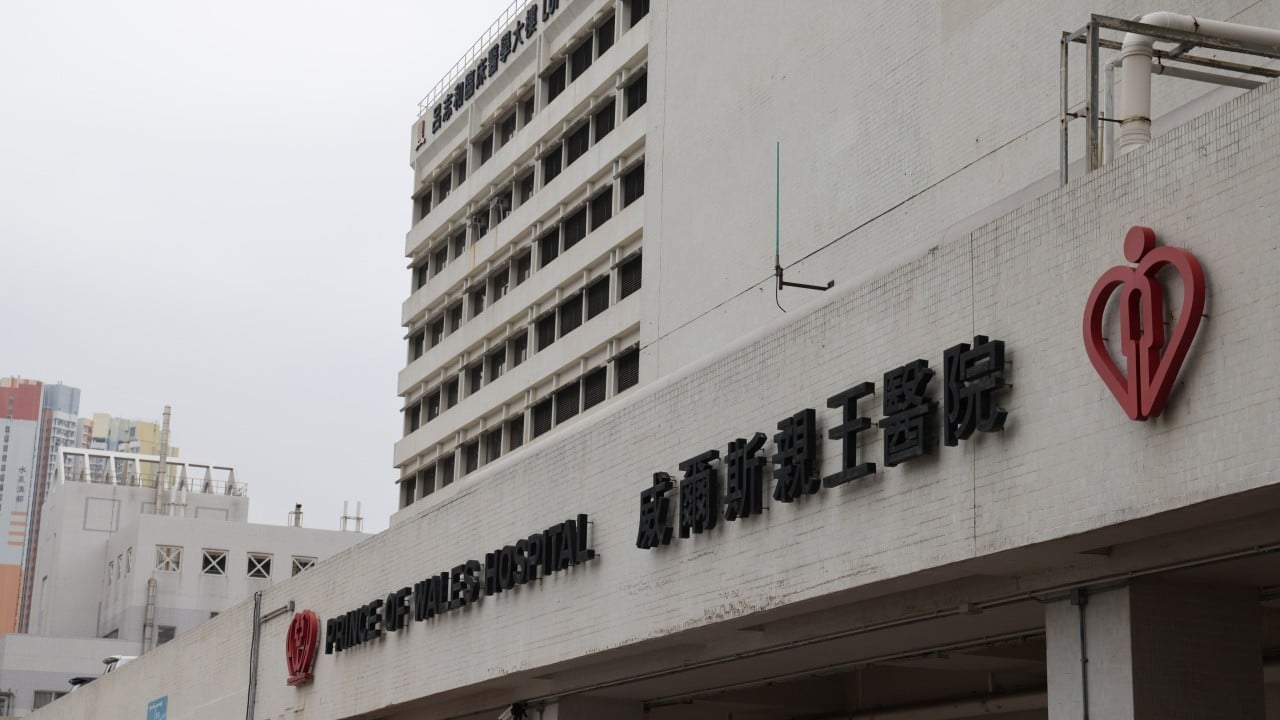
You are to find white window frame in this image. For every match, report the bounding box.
[201,549,227,576]
[247,552,272,579]
[291,556,316,576]
[155,545,182,573]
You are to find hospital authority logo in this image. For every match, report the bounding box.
[285,610,320,686]
[1083,226,1206,420]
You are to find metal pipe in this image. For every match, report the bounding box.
[1072,589,1090,720]
[246,591,262,720]
[141,577,158,653]
[1152,62,1266,89]
[1119,13,1280,154]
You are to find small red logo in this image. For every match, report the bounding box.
[285,610,319,686]
[1083,226,1206,420]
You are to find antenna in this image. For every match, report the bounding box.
[153,406,171,515]
[773,141,833,312]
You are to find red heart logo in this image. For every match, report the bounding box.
[1083,227,1206,420]
[285,610,319,685]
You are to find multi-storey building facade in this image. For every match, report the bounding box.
[395,0,652,509]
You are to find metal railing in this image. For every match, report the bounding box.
[417,0,526,116]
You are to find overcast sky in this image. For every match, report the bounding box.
[0,0,510,532]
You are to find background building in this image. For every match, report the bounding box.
[36,2,1280,719]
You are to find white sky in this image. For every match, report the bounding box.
[0,0,511,532]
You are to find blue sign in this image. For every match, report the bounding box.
[146,696,167,720]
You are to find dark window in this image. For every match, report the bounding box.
[455,157,467,183]
[485,428,503,463]
[470,286,486,317]
[542,145,563,185]
[583,367,607,410]
[491,266,510,302]
[413,261,429,290]
[590,187,613,230]
[594,99,615,141]
[499,112,517,145]
[563,207,588,249]
[566,123,590,165]
[537,313,557,351]
[439,455,455,487]
[430,317,444,346]
[616,346,640,392]
[587,276,610,319]
[433,244,449,274]
[437,173,452,201]
[532,398,553,437]
[507,415,525,451]
[629,0,650,27]
[597,15,615,55]
[512,333,529,366]
[467,362,484,394]
[538,228,560,268]
[420,466,436,497]
[559,292,583,336]
[518,172,535,204]
[488,347,506,381]
[448,302,464,332]
[546,61,567,103]
[426,390,441,420]
[156,626,177,645]
[444,378,459,408]
[463,441,479,474]
[492,191,512,225]
[410,330,425,360]
[625,71,647,116]
[556,381,581,424]
[514,251,532,284]
[400,477,415,508]
[473,210,490,239]
[478,133,494,164]
[522,95,535,124]
[406,404,421,433]
[570,37,593,80]
[452,231,467,259]
[415,190,432,222]
[619,253,643,299]
[622,163,645,206]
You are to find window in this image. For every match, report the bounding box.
[419,466,437,497]
[406,403,421,433]
[433,243,449,274]
[32,691,66,709]
[597,15,616,55]
[462,440,479,474]
[473,210,490,239]
[546,61,567,103]
[437,172,452,202]
[200,548,227,576]
[622,162,645,206]
[538,228,560,268]
[478,132,494,164]
[499,112,517,145]
[556,381,581,423]
[491,267,510,302]
[537,313,558,351]
[626,71,648,116]
[400,476,415,508]
[542,145,563,185]
[413,261,429,290]
[566,123,590,165]
[559,292,583,336]
[583,367,608,410]
[620,253,643,299]
[439,455,455,487]
[514,251,532,284]
[570,37,593,80]
[445,378,459,408]
[454,157,467,184]
[587,276,611,319]
[155,545,181,572]
[507,415,525,451]
[292,556,316,575]
[629,0,650,27]
[616,346,640,392]
[247,552,272,579]
[448,302,464,332]
[594,99,616,141]
[409,330,425,360]
[485,428,503,463]
[426,390,441,421]
[452,230,467,259]
[468,362,484,394]
[492,190,512,225]
[564,207,588,249]
[522,94,535,124]
[488,347,506,381]
[157,625,176,645]
[532,398,554,437]
[518,172,535,204]
[470,286,486,317]
[512,333,529,367]
[430,317,445,346]
[0,691,12,714]
[590,187,613,230]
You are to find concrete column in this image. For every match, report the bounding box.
[541,697,643,720]
[1046,580,1262,720]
